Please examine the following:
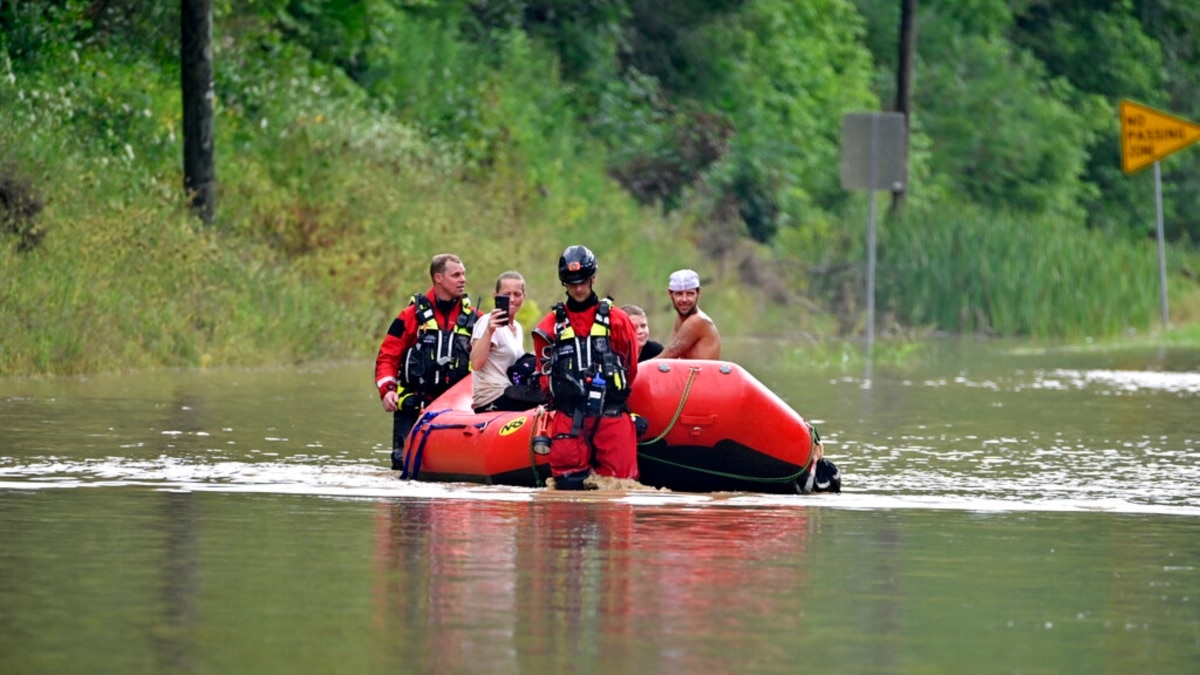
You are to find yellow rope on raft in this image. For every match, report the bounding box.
[637,366,700,446]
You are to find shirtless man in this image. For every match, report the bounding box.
[657,269,721,360]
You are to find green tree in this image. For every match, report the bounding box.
[1010,0,1167,238]
[1134,0,1200,244]
[856,0,1105,221]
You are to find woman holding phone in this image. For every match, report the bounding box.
[469,270,532,412]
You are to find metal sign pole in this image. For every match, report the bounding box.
[1153,161,1169,328]
[840,111,906,384]
[866,116,879,363]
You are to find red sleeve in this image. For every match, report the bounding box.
[609,308,639,386]
[375,303,419,398]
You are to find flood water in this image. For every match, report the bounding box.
[2,339,1199,673]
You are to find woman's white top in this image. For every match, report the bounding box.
[470,315,526,409]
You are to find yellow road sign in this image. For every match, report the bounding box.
[1120,99,1200,174]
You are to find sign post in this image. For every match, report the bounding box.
[841,113,907,364]
[1119,100,1200,329]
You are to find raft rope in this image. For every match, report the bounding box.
[636,366,700,446]
[634,365,811,486]
[518,365,814,488]
[636,452,808,486]
[402,408,471,480]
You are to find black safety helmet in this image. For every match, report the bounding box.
[558,245,597,284]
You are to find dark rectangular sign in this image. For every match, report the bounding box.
[840,113,907,191]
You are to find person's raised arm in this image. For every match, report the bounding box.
[470,310,503,371]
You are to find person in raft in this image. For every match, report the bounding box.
[620,304,664,362]
[532,245,641,490]
[470,270,534,413]
[654,268,722,360]
[375,253,482,471]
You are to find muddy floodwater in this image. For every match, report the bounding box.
[2,339,1198,673]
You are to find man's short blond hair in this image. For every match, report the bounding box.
[430,253,463,279]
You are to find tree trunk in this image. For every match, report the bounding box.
[892,0,917,214]
[181,0,215,224]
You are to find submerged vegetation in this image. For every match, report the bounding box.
[1,1,1199,377]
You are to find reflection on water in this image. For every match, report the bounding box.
[156,491,200,673]
[2,342,1199,672]
[4,488,1197,673]
[371,497,818,673]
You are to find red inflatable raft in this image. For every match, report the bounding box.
[397,359,821,494]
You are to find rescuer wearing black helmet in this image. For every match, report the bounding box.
[533,245,642,489]
[557,244,597,284]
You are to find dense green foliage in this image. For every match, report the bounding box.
[1,0,1198,376]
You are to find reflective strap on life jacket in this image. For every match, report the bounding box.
[552,298,613,372]
[401,294,477,392]
[413,294,476,338]
[548,298,629,410]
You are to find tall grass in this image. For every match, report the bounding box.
[0,22,716,377]
[878,204,1161,338]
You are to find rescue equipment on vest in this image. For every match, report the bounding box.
[401,294,477,397]
[545,297,631,416]
[547,246,622,452]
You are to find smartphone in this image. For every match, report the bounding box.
[494,295,510,325]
